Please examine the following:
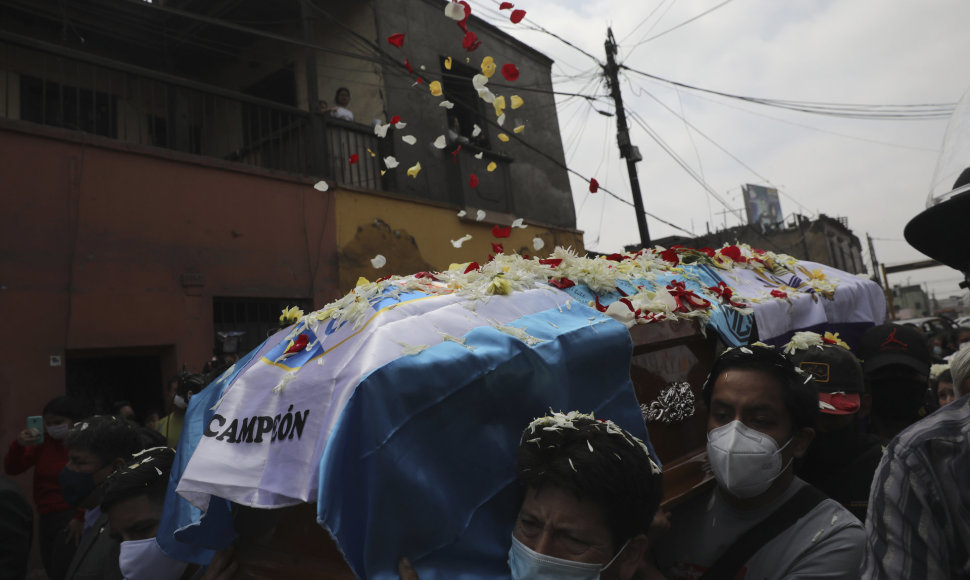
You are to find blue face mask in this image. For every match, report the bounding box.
[508,535,628,580]
[59,467,98,507]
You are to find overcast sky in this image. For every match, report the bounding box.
[472,0,970,300]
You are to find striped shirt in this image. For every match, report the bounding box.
[862,394,970,579]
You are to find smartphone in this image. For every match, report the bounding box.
[26,416,44,445]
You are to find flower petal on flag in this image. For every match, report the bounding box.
[491,242,504,254]
[451,234,472,248]
[407,162,422,178]
[511,218,526,229]
[472,124,482,137]
[513,124,524,133]
[499,1,514,9]
[429,81,443,96]
[476,209,486,221]
[402,135,417,145]
[383,156,399,169]
[501,63,520,81]
[481,56,496,78]
[510,9,526,23]
[487,161,497,172]
[433,135,447,149]
[498,133,510,142]
[492,224,512,238]
[387,33,405,48]
[474,152,484,159]
[439,100,455,109]
[370,254,387,269]
[589,178,599,193]
[469,174,479,188]
[444,1,466,20]
[349,154,359,165]
[532,237,545,250]
[457,210,467,218]
[313,180,329,192]
[510,95,524,109]
[444,57,453,70]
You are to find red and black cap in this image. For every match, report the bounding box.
[858,323,931,377]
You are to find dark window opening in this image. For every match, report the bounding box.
[20,75,118,138]
[440,57,490,150]
[65,350,166,422]
[213,296,314,356]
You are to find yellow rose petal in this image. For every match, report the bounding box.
[407,162,422,178]
[481,56,496,78]
[429,81,443,96]
[492,95,506,117]
[498,133,510,142]
[444,57,453,70]
[510,95,524,109]
[487,161,497,172]
[366,148,376,157]
[513,125,525,134]
[356,277,371,287]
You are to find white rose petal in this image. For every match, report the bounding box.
[439,100,455,109]
[511,218,526,229]
[476,209,486,222]
[497,113,506,126]
[384,156,399,169]
[401,135,417,145]
[313,180,329,192]
[370,254,387,269]
[533,237,545,251]
[444,2,466,20]
[374,123,390,138]
[457,210,467,218]
[472,124,482,137]
[433,135,447,149]
[451,234,473,248]
[472,74,488,90]
[474,152,484,160]
[477,88,496,103]
[395,121,407,129]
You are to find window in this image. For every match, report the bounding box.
[19,75,117,138]
[439,58,490,149]
[213,296,313,355]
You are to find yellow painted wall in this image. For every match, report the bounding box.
[334,187,584,293]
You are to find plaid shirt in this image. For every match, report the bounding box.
[862,394,970,579]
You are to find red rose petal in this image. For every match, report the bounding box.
[499,2,514,9]
[771,289,788,298]
[464,262,480,274]
[549,277,575,289]
[492,225,512,238]
[349,154,359,165]
[594,296,608,312]
[605,253,624,262]
[414,271,439,280]
[390,115,401,125]
[589,178,599,193]
[491,243,504,254]
[487,254,495,262]
[462,29,481,51]
[376,275,393,283]
[539,258,563,267]
[404,58,413,74]
[660,248,679,266]
[501,63,520,81]
[451,144,462,163]
[469,174,479,188]
[510,9,526,23]
[283,334,309,355]
[699,247,716,257]
[387,33,405,48]
[457,1,472,31]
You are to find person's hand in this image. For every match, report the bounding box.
[398,557,420,580]
[647,509,671,547]
[200,547,238,580]
[16,429,39,446]
[64,518,83,546]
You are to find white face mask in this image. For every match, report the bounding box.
[706,420,793,499]
[46,424,71,440]
[118,537,188,580]
[508,534,628,580]
[172,395,187,410]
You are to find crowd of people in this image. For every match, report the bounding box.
[4,316,966,579]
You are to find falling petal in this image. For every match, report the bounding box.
[396,121,407,129]
[381,170,386,176]
[387,33,405,48]
[366,148,376,157]
[407,162,422,178]
[472,124,482,137]
[462,29,481,51]
[457,210,467,218]
[390,115,401,125]
[476,209,486,221]
[444,2,465,20]
[492,224,512,238]
[511,218,526,229]
[384,156,399,169]
[313,180,329,192]
[499,1,514,9]
[491,242,504,253]
[474,152,484,159]
[371,254,387,268]
[444,57,453,70]
[477,88,496,103]
[469,174,479,188]
[429,81,443,96]
[589,178,599,193]
[402,135,417,145]
[374,123,390,138]
[349,154,359,165]
[486,161,497,172]
[498,133,510,142]
[481,56,496,78]
[420,65,426,71]
[472,74,488,90]
[497,113,506,126]
[493,95,506,116]
[451,234,473,248]
[513,124,525,133]
[510,9,526,23]
[155,466,163,475]
[433,135,447,149]
[510,95,524,109]
[533,237,545,251]
[501,63,520,81]
[439,100,455,109]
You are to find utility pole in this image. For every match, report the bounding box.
[604,28,650,248]
[866,233,881,287]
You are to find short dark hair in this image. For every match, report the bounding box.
[703,345,818,432]
[43,396,89,421]
[176,374,206,399]
[334,87,350,100]
[65,416,153,465]
[101,446,175,512]
[516,412,662,547]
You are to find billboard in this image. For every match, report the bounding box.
[743,184,783,231]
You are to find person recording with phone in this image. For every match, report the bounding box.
[4,396,88,580]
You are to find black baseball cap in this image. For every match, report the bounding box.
[859,323,931,376]
[791,345,864,415]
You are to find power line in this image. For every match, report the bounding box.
[625,0,738,55]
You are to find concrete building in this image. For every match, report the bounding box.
[0,0,581,446]
[650,214,868,276]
